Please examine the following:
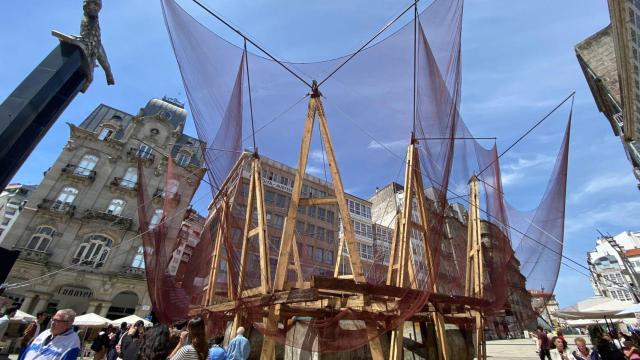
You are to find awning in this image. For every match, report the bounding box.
[73,313,110,327]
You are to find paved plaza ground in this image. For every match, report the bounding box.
[484,335,586,360]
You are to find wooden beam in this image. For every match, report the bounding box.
[205,288,320,313]
[298,197,337,206]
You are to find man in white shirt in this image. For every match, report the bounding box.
[20,309,80,360]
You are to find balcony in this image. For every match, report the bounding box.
[83,209,133,230]
[61,164,96,183]
[120,265,146,278]
[37,199,75,217]
[110,177,138,195]
[17,248,50,263]
[127,147,155,165]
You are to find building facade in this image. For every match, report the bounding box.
[576,1,640,189]
[0,184,36,243]
[587,231,640,303]
[0,97,204,319]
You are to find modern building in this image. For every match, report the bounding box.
[587,231,640,303]
[0,184,36,243]
[576,2,640,189]
[0,97,204,319]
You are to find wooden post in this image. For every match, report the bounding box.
[264,84,383,360]
[231,154,273,349]
[386,137,450,360]
[203,198,229,306]
[465,175,486,360]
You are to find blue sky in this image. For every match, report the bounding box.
[1,0,638,308]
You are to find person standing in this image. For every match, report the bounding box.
[550,337,570,360]
[139,325,171,360]
[19,309,80,360]
[119,320,144,360]
[20,312,48,357]
[226,327,249,360]
[537,326,552,360]
[571,336,600,360]
[91,325,111,360]
[208,336,226,360]
[169,317,208,360]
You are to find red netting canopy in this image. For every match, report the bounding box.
[134,0,572,353]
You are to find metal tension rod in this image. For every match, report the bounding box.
[191,0,312,88]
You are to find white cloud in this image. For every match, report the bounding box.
[570,173,636,203]
[565,201,640,234]
[503,153,554,171]
[305,165,325,176]
[367,139,406,151]
[501,171,524,186]
[309,149,325,163]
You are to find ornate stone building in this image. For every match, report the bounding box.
[576,1,640,189]
[0,97,204,319]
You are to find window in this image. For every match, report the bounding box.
[137,144,153,159]
[275,194,287,208]
[308,206,317,218]
[75,154,98,176]
[265,191,275,204]
[324,250,333,265]
[296,221,305,233]
[176,152,191,167]
[314,248,323,262]
[326,210,335,224]
[305,245,313,258]
[326,230,335,243]
[98,128,114,141]
[270,214,284,228]
[150,209,164,229]
[306,224,316,238]
[131,246,145,268]
[107,199,126,216]
[53,187,78,211]
[317,208,326,221]
[73,234,113,268]
[121,167,137,188]
[26,226,55,251]
[359,243,374,261]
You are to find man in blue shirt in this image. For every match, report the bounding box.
[208,335,226,360]
[226,327,249,360]
[20,309,81,360]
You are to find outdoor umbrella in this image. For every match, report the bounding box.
[109,314,152,327]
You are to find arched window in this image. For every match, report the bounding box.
[149,209,164,230]
[53,187,78,212]
[176,151,191,167]
[121,167,137,189]
[98,127,114,141]
[137,144,152,159]
[26,226,55,252]
[73,234,113,268]
[106,199,126,216]
[74,154,98,176]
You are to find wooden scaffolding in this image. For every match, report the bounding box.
[197,84,490,360]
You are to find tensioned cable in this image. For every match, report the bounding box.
[191,0,312,88]
[318,0,419,87]
[476,91,575,178]
[244,39,258,153]
[324,95,596,281]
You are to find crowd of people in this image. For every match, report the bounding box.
[535,326,640,360]
[7,309,252,360]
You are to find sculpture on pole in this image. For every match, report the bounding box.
[53,0,115,92]
[0,0,116,191]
